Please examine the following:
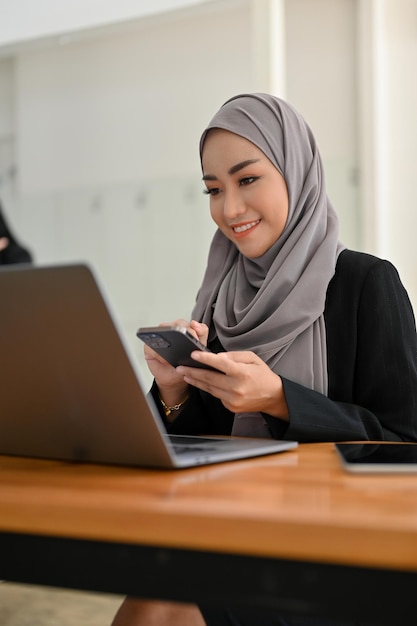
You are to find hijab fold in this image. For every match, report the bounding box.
[192,94,344,434]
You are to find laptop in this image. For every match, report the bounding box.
[0,263,298,469]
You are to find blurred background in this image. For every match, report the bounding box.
[0,1,416,622]
[1,0,416,387]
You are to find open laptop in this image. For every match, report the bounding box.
[0,263,297,468]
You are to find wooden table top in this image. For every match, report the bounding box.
[1,442,417,572]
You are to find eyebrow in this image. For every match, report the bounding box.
[202,159,260,181]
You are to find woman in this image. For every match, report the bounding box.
[111,93,417,626]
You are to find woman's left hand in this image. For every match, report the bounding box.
[176,350,289,421]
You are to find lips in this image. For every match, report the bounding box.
[232,220,260,234]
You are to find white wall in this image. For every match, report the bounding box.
[6,1,257,383]
[285,0,360,248]
[382,0,417,308]
[285,0,417,311]
[357,0,417,310]
[0,59,14,135]
[0,58,15,196]
[0,0,208,47]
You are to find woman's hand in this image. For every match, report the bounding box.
[0,237,9,252]
[176,350,289,421]
[144,319,209,408]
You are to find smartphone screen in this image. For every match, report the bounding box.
[334,442,417,473]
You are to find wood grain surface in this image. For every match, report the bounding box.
[1,443,417,572]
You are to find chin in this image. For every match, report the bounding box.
[237,247,267,259]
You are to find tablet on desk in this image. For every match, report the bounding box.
[334,442,417,473]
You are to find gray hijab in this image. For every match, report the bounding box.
[192,93,344,434]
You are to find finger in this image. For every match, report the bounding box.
[143,344,158,359]
[0,237,9,251]
[177,366,230,398]
[161,319,202,341]
[189,350,259,373]
[221,351,260,365]
[189,320,209,344]
[176,354,234,394]
[189,350,232,374]
[160,319,189,329]
[144,344,173,367]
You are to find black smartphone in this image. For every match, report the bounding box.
[136,325,219,371]
[334,442,417,473]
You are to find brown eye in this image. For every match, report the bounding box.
[239,176,259,186]
[203,188,221,196]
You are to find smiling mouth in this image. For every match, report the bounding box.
[232,220,260,234]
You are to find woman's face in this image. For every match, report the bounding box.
[201,129,289,259]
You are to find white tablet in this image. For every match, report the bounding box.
[334,442,417,473]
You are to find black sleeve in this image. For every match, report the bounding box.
[150,380,234,436]
[0,240,32,265]
[265,254,417,443]
[0,207,33,265]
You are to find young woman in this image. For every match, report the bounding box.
[111,93,417,626]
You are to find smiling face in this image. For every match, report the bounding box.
[201,129,289,259]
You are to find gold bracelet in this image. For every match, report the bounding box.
[158,393,189,417]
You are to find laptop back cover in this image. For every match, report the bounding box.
[0,263,177,468]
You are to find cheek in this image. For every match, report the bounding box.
[209,203,223,226]
[276,211,288,238]
[273,192,289,232]
[280,205,289,229]
[266,201,288,241]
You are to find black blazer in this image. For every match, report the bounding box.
[152,250,417,443]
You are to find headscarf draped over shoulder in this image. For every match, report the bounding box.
[193,93,344,400]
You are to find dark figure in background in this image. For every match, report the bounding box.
[0,201,32,265]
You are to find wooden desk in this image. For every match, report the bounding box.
[1,442,417,623]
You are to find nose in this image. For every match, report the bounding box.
[222,188,246,221]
